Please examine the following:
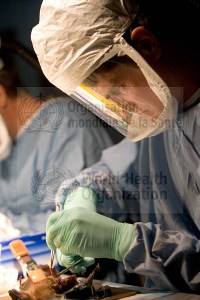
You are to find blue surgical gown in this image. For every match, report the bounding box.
[0,97,112,235]
[57,100,200,293]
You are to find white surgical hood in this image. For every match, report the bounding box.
[31,0,139,95]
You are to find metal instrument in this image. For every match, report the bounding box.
[50,203,61,273]
[57,257,84,276]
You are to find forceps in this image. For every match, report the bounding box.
[57,257,84,276]
[50,203,61,273]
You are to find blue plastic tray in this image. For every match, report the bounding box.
[0,232,52,269]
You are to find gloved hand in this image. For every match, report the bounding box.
[55,187,97,272]
[63,187,97,211]
[56,250,95,273]
[46,207,136,262]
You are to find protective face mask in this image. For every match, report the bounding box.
[0,115,12,161]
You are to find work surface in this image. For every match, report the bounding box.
[1,280,200,300]
[95,281,200,300]
[114,293,200,300]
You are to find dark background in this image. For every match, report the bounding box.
[0,0,43,88]
[0,0,123,143]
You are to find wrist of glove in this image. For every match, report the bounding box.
[64,187,97,212]
[46,207,136,262]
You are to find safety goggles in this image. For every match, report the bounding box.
[72,39,176,141]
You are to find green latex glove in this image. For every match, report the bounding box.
[64,187,97,211]
[56,187,96,272]
[46,207,136,262]
[56,250,95,273]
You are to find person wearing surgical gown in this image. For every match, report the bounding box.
[0,49,113,236]
[32,0,200,293]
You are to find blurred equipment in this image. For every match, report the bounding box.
[0,213,20,240]
[9,239,46,284]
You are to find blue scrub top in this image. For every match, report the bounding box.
[0,96,113,234]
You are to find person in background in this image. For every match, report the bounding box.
[0,44,113,236]
[32,0,200,293]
